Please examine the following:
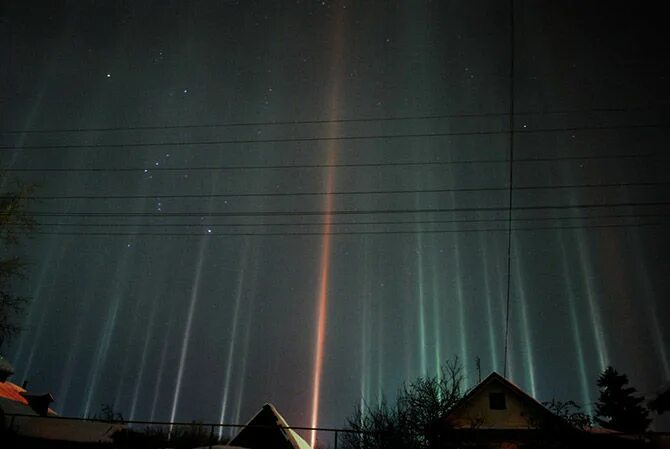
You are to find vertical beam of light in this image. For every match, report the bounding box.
[112,294,145,414]
[445,154,469,383]
[359,239,371,418]
[479,231,499,374]
[415,231,428,376]
[452,224,469,384]
[233,308,254,429]
[84,227,145,416]
[631,234,670,378]
[16,302,50,385]
[82,298,120,418]
[169,239,207,428]
[55,309,85,415]
[232,251,258,431]
[12,235,66,382]
[402,272,414,381]
[376,295,384,407]
[80,130,151,416]
[557,165,609,372]
[129,296,159,421]
[55,263,102,415]
[217,243,249,439]
[430,257,444,380]
[310,165,334,447]
[169,112,223,426]
[576,223,609,371]
[0,23,60,179]
[112,203,154,414]
[150,305,176,422]
[309,10,345,447]
[511,245,536,398]
[611,167,669,378]
[558,231,592,413]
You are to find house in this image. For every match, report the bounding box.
[227,403,312,449]
[444,371,560,431]
[0,356,57,422]
[0,355,124,447]
[433,371,647,449]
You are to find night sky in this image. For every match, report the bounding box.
[2,0,669,441]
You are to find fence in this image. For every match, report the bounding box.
[1,412,376,449]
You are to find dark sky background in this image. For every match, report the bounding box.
[2,0,669,440]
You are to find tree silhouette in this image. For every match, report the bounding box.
[342,358,463,449]
[0,181,36,349]
[542,399,592,431]
[594,366,651,433]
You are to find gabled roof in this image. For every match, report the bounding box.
[0,379,30,405]
[229,403,312,449]
[445,371,559,429]
[0,380,57,416]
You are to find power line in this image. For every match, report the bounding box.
[15,181,670,201]
[1,153,662,173]
[23,201,670,218]
[0,107,662,135]
[34,212,670,228]
[1,123,665,151]
[29,221,670,238]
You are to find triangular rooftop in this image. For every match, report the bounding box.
[445,371,559,429]
[229,403,311,449]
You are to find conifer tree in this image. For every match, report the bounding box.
[594,366,651,433]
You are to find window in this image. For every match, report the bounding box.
[489,392,506,410]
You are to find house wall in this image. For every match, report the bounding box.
[449,382,545,429]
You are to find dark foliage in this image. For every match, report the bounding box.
[114,422,225,449]
[341,358,464,449]
[91,403,124,422]
[595,366,651,433]
[542,399,592,431]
